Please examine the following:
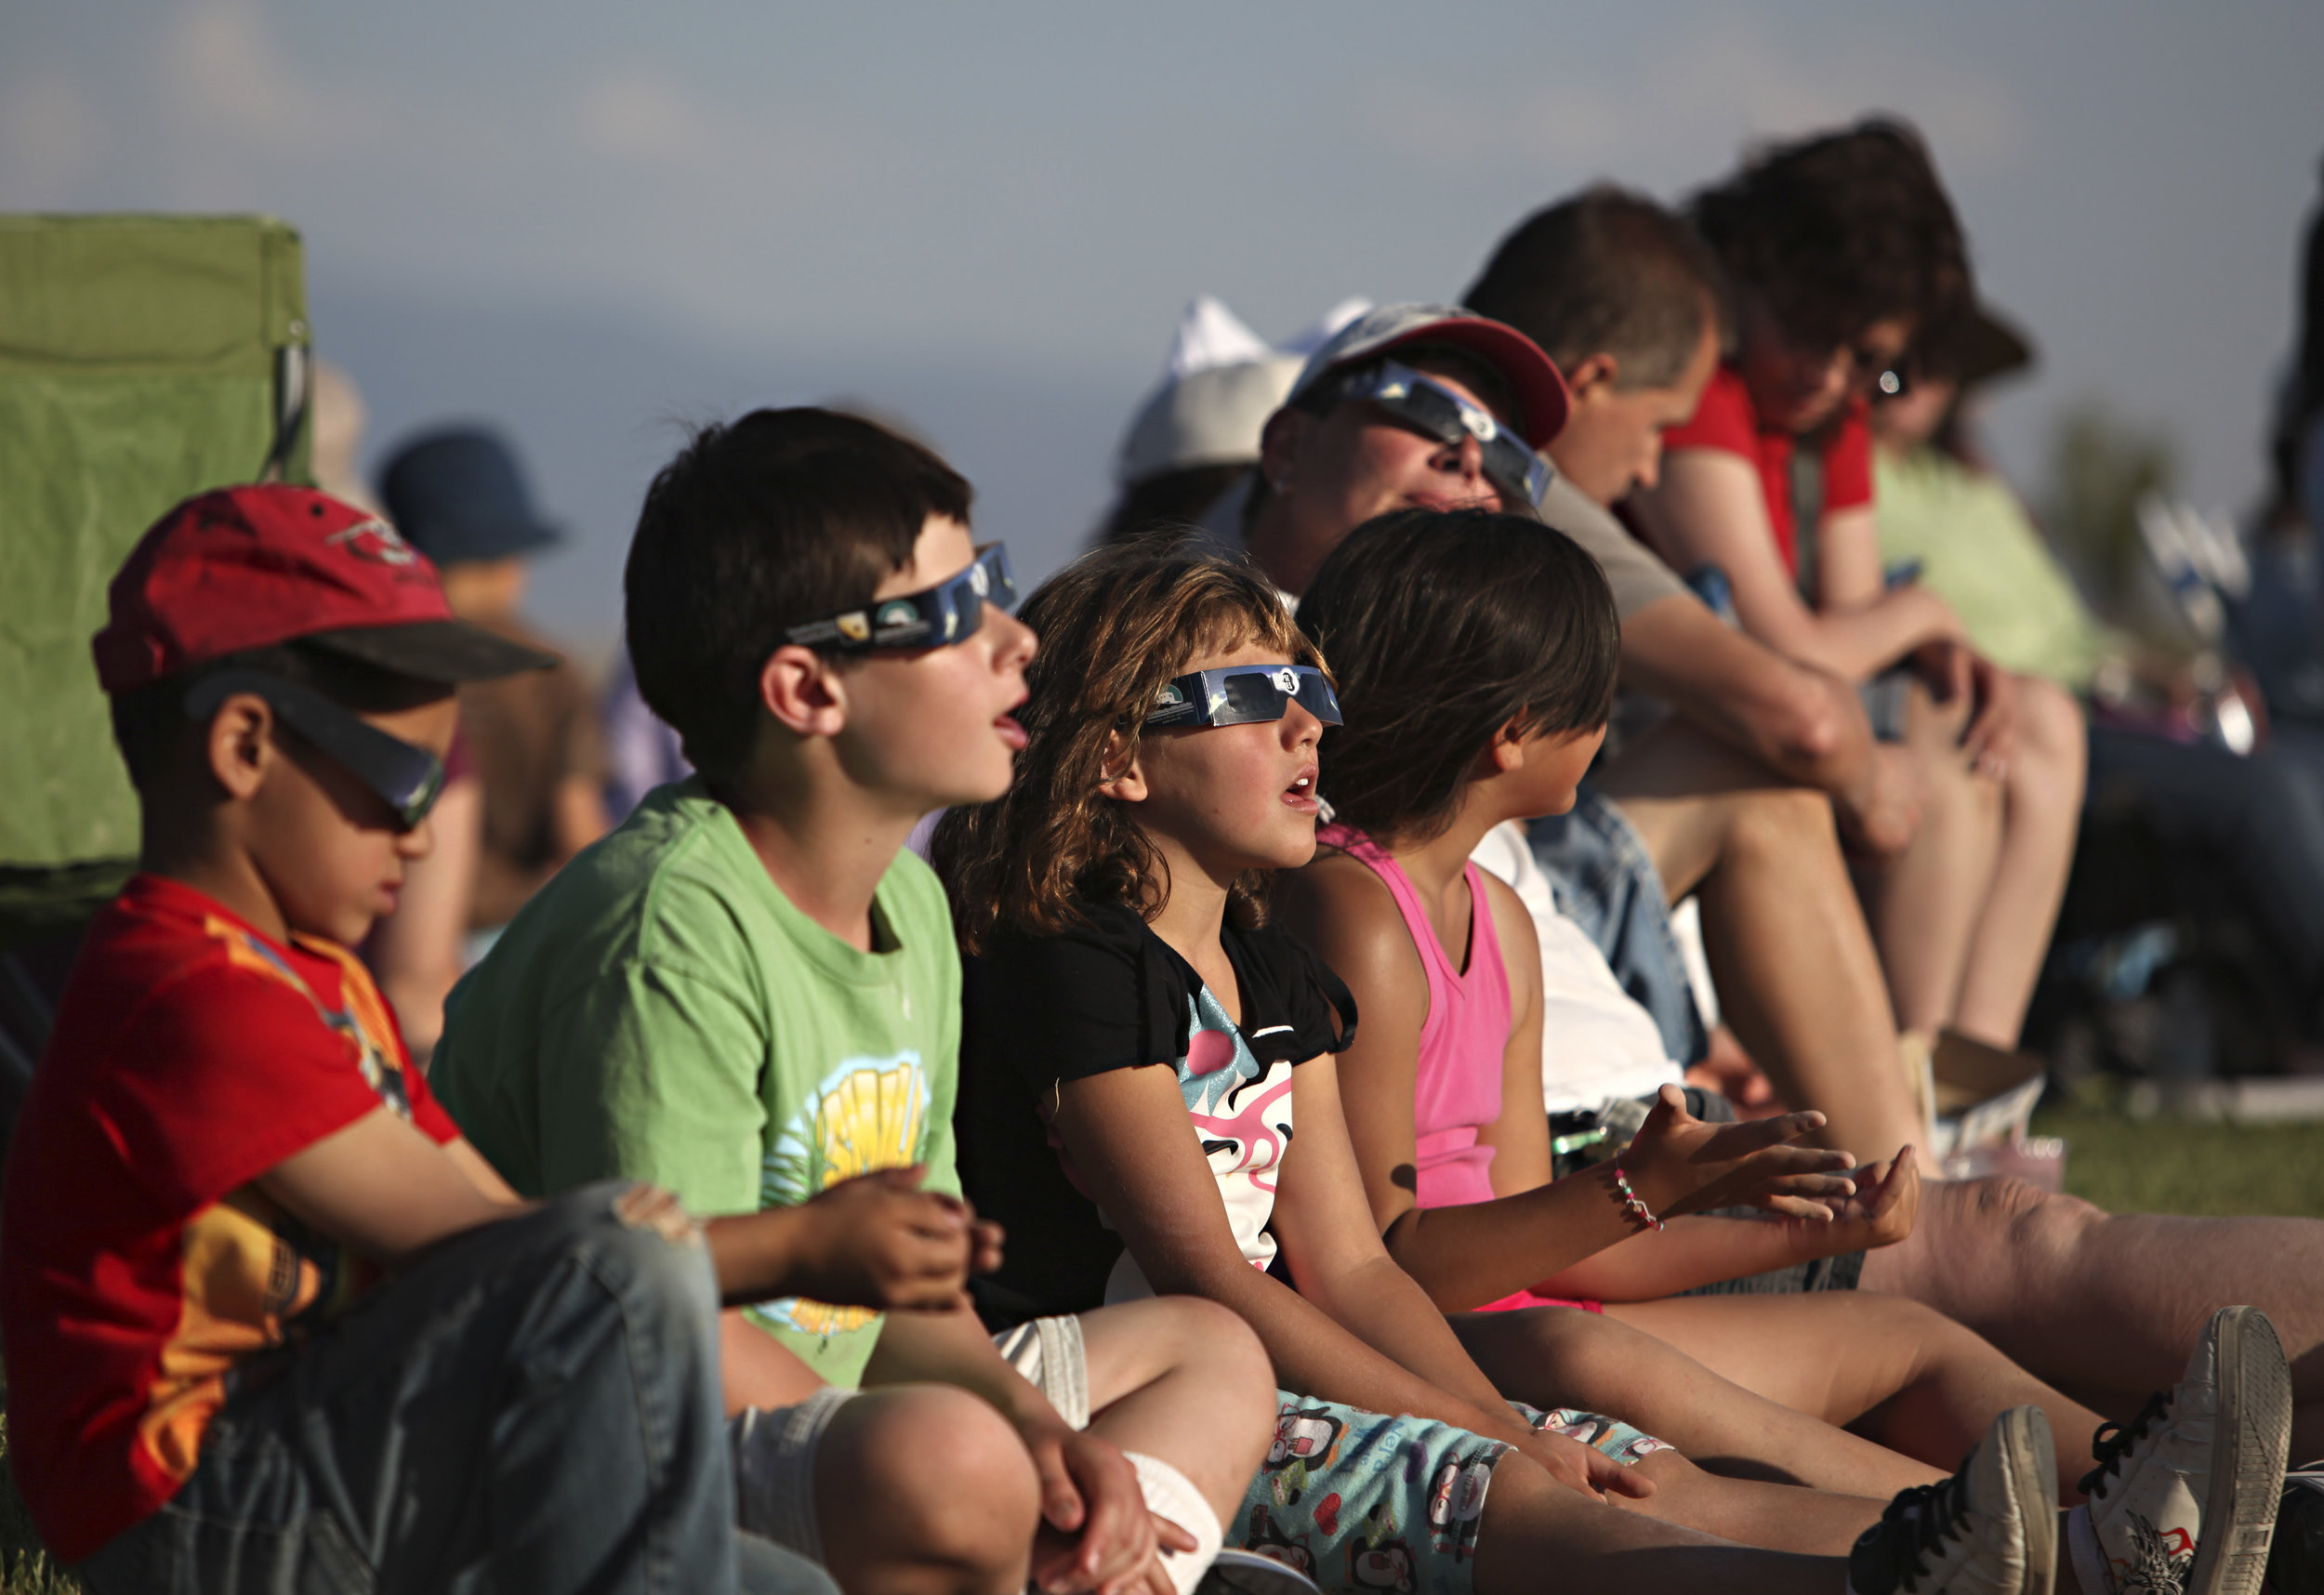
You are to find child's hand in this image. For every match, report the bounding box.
[1516,1428,1656,1504]
[1620,1085,1857,1224]
[1780,1146,1921,1259]
[787,1165,984,1312]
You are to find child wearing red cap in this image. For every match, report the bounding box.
[0,483,988,1594]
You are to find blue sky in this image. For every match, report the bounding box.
[5,1,2320,644]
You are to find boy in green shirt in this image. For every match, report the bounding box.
[434,408,1274,1595]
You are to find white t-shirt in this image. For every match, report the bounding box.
[1471,820,1684,1114]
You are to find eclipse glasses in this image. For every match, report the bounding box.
[1333,361,1553,508]
[184,670,447,832]
[1143,665,1343,731]
[786,543,1018,652]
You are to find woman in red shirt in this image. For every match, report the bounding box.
[1630,121,2085,1052]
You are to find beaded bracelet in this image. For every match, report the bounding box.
[1606,1158,1666,1233]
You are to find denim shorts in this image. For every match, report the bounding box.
[1525,784,1708,1068]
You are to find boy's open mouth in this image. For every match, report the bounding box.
[1282,767,1319,814]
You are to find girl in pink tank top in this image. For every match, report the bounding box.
[1283,510,1868,1313]
[1315,823,1599,1313]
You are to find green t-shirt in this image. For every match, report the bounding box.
[1874,445,2114,692]
[431,778,961,1387]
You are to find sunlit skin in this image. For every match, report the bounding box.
[1099,640,1327,890]
[819,514,1039,815]
[727,512,1040,953]
[155,688,461,951]
[1548,320,1721,508]
[1733,296,1913,438]
[1249,371,1507,599]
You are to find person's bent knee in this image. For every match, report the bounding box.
[817,1385,1040,1585]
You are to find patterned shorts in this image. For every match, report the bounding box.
[1232,1392,1671,1595]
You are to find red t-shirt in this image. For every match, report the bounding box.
[1660,363,1874,577]
[0,875,458,1561]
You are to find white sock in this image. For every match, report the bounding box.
[2067,1502,2113,1595]
[1124,1451,1223,1595]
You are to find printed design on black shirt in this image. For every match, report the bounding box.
[1178,986,1296,1272]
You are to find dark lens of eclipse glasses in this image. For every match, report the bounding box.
[183,670,447,831]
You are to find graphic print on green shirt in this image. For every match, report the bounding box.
[429,777,960,1387]
[750,1048,932,1343]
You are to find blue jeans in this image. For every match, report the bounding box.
[1525,784,1709,1068]
[75,1184,835,1595]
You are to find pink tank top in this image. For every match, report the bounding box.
[1317,824,1509,1210]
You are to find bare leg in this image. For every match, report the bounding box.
[1617,1449,1893,1552]
[1602,718,1922,1162]
[1079,1295,1278,1523]
[1604,1292,2104,1502]
[1862,1175,2324,1426]
[1468,1451,1854,1595]
[1950,677,2085,1048]
[1453,1303,1945,1497]
[1857,681,2003,1039]
[816,1386,1044,1595]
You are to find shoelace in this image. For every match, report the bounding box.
[1869,1470,1978,1590]
[2081,1391,2172,1501]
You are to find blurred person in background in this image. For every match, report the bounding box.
[1097,295,1363,547]
[1876,304,2324,1049]
[1630,120,2086,1053]
[317,364,483,1059]
[1464,187,1931,1150]
[381,426,609,947]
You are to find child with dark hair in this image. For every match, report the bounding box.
[0,482,1019,1593]
[1283,507,2294,1595]
[1631,118,2086,1055]
[432,409,1276,1595]
[937,532,2080,1595]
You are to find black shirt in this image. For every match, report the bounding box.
[957,900,1354,1328]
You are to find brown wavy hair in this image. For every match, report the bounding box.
[933,533,1323,953]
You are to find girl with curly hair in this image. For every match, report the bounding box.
[933,532,2067,1595]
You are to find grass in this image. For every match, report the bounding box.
[2,1109,2319,1592]
[0,1410,79,1595]
[2031,1102,2324,1217]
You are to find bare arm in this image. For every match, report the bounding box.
[369,776,480,1062]
[1050,1060,1642,1500]
[264,1114,980,1315]
[1282,863,1646,1308]
[1632,449,1961,681]
[1618,594,1874,801]
[1288,867,1851,1311]
[1529,1148,1921,1301]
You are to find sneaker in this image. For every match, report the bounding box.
[2070,1305,2293,1595]
[1850,1404,2057,1595]
[2263,1468,2324,1595]
[1196,1549,1326,1595]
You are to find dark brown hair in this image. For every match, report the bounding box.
[933,534,1323,952]
[625,407,971,781]
[1297,508,1618,847]
[1691,118,1972,359]
[1464,185,1729,389]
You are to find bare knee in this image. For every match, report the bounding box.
[2007,678,2089,806]
[818,1386,1039,1591]
[1730,783,1842,859]
[1091,1295,1273,1405]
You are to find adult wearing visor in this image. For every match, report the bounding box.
[1237,303,1568,601]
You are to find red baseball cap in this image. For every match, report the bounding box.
[92,484,559,694]
[1285,303,1572,448]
